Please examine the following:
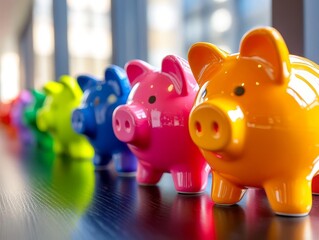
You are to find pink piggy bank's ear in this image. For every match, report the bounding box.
[125,60,154,85]
[188,43,228,86]
[161,55,194,96]
[239,27,291,84]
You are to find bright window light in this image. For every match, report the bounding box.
[33,0,54,88]
[148,3,178,32]
[33,21,54,56]
[210,8,232,33]
[0,53,20,102]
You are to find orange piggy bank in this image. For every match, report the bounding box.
[188,27,319,216]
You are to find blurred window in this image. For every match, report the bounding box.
[67,0,112,79]
[3,0,281,102]
[0,53,20,102]
[33,0,54,89]
[147,0,271,67]
[147,0,183,67]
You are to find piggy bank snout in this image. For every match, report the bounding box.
[189,100,245,155]
[113,105,149,145]
[113,106,137,143]
[36,109,49,131]
[189,104,231,151]
[71,108,96,136]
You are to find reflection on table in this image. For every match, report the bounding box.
[0,129,318,239]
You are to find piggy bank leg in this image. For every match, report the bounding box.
[171,167,209,194]
[212,172,246,205]
[137,162,163,185]
[113,150,137,175]
[93,153,112,170]
[53,141,63,155]
[38,136,53,151]
[264,178,312,216]
[37,131,53,150]
[69,141,94,159]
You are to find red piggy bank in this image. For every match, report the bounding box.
[112,55,210,193]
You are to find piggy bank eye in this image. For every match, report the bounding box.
[234,86,245,96]
[148,95,156,104]
[107,94,117,104]
[94,97,100,106]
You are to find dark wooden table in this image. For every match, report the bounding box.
[0,129,318,240]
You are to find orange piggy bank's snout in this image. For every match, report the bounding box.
[189,103,230,151]
[189,100,246,155]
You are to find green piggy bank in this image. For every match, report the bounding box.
[23,89,54,150]
[36,75,94,159]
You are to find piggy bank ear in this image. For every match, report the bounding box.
[188,42,228,86]
[125,60,154,85]
[59,75,83,98]
[105,65,131,97]
[19,90,32,104]
[161,55,194,96]
[77,75,99,92]
[31,89,46,105]
[239,27,291,83]
[43,81,63,95]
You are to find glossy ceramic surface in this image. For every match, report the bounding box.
[36,75,94,159]
[112,55,210,193]
[188,27,319,216]
[72,65,137,173]
[23,89,54,150]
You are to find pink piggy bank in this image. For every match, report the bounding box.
[112,55,210,193]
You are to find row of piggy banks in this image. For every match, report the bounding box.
[4,27,319,217]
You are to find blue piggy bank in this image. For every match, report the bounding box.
[71,65,137,174]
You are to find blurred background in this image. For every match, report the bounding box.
[0,0,318,102]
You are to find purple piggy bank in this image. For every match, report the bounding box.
[71,65,137,173]
[11,90,34,144]
[112,55,210,193]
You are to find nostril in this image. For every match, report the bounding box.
[124,120,131,132]
[115,119,120,131]
[195,121,202,134]
[77,115,81,124]
[212,121,220,139]
[213,121,219,133]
